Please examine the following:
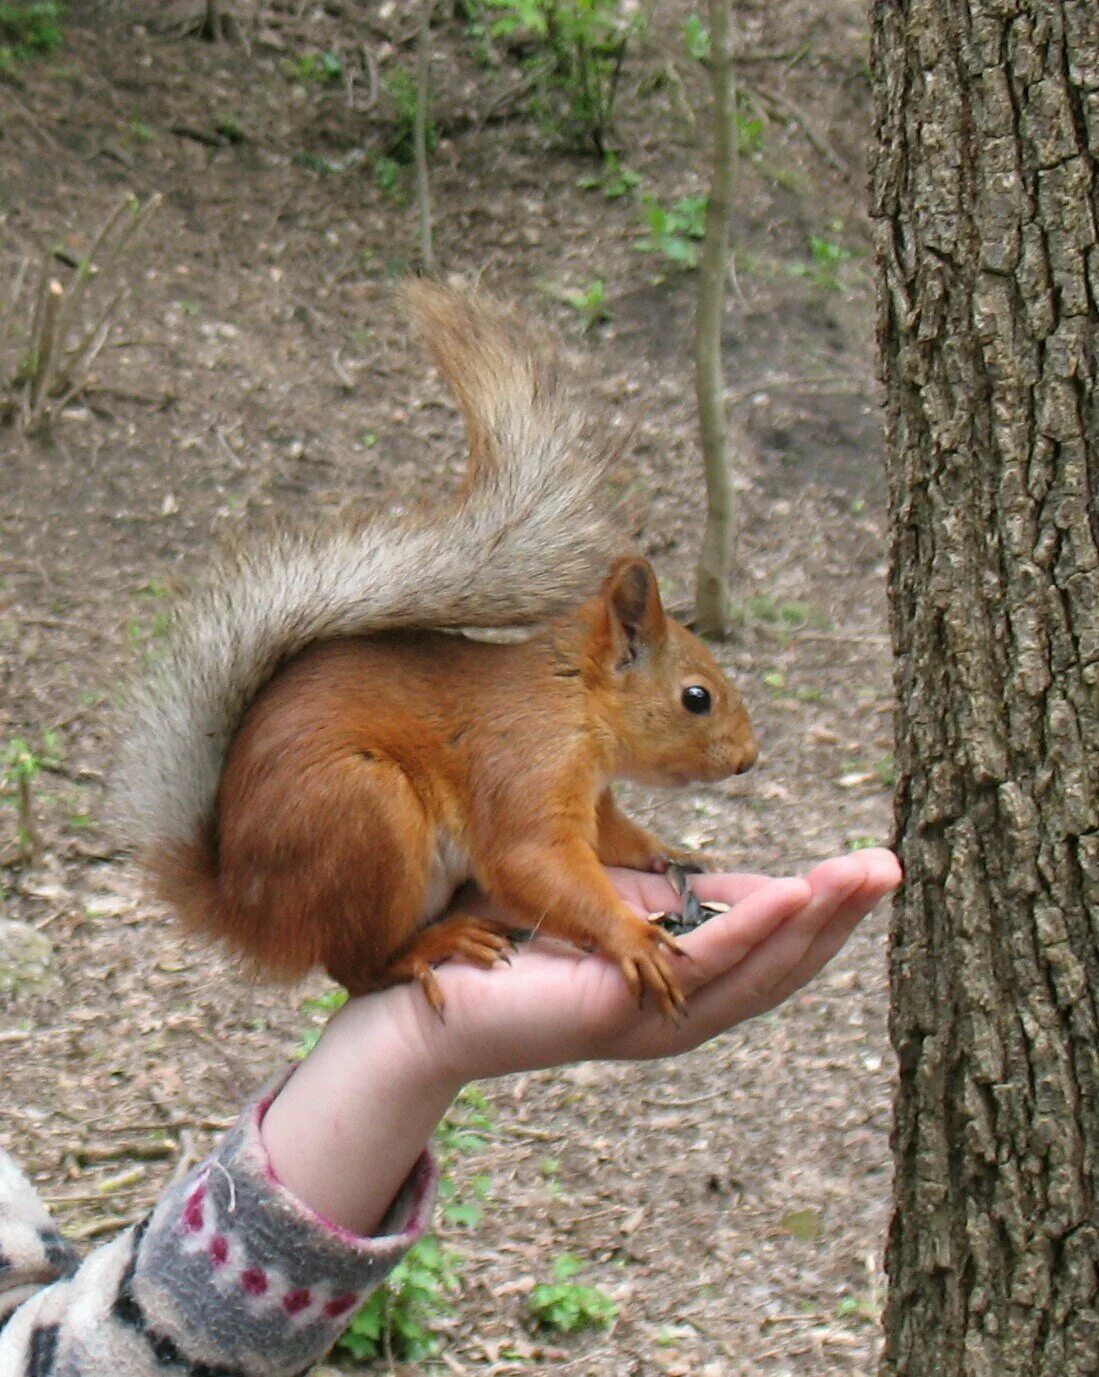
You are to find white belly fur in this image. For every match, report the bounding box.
[418,832,473,925]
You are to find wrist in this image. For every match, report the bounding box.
[331,983,470,1108]
[260,983,461,1235]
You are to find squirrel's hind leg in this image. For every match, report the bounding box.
[374,911,515,1014]
[285,753,436,995]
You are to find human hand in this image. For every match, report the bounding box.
[265,849,899,1234]
[372,848,900,1086]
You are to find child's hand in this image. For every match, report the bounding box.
[370,848,901,1084]
[264,849,899,1235]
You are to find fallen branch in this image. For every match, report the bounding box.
[754,83,849,177]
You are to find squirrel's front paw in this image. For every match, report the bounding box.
[609,916,688,1021]
[650,850,707,876]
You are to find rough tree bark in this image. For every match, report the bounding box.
[871,2,1098,1374]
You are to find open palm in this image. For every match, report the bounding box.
[398,849,901,1083]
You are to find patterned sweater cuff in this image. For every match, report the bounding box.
[125,1072,438,1374]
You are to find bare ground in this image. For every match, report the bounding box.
[1,2,896,1373]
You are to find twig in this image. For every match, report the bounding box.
[360,43,380,110]
[498,1123,563,1143]
[84,383,177,408]
[0,255,30,356]
[98,1118,234,1134]
[61,1138,178,1166]
[24,278,63,419]
[692,0,739,635]
[732,46,810,65]
[68,1213,143,1241]
[0,85,71,157]
[8,193,160,433]
[330,349,354,390]
[661,58,697,130]
[725,372,862,405]
[790,630,890,644]
[201,0,222,41]
[754,83,848,177]
[639,1087,730,1108]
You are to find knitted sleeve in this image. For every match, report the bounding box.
[0,1083,437,1376]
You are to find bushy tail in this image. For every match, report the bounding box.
[112,283,623,862]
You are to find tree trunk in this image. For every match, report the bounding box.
[693,0,738,636]
[871,2,1098,1374]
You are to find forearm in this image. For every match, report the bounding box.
[260,984,460,1236]
[0,1069,438,1377]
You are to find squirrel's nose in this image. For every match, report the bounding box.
[735,738,759,774]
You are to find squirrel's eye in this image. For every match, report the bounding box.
[681,685,712,715]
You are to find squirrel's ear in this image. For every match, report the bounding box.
[602,557,667,667]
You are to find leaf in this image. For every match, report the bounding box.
[780,1208,825,1241]
[553,1252,585,1280]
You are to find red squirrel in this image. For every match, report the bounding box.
[114,283,757,1016]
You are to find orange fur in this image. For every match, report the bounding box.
[151,558,757,1015]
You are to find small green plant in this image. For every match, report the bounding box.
[283,50,343,84]
[136,577,171,599]
[441,1172,491,1228]
[482,0,641,153]
[291,150,337,175]
[836,1290,880,1321]
[683,12,709,61]
[382,64,436,164]
[339,1236,461,1362]
[636,194,708,270]
[788,231,853,290]
[294,987,346,1058]
[576,152,642,199]
[2,731,60,865]
[561,278,610,329]
[215,115,245,143]
[0,1,63,71]
[734,95,765,160]
[732,594,830,635]
[528,1253,619,1332]
[127,609,171,647]
[373,154,407,199]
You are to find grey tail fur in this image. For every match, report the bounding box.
[112,282,623,857]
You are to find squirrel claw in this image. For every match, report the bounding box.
[413,965,447,1020]
[617,930,687,1023]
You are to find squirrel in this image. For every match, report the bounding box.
[113,283,758,1018]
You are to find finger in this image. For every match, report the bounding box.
[759,909,867,1011]
[762,860,899,1007]
[688,872,778,906]
[675,863,871,1029]
[693,853,899,1030]
[608,866,789,919]
[854,847,903,893]
[671,878,813,992]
